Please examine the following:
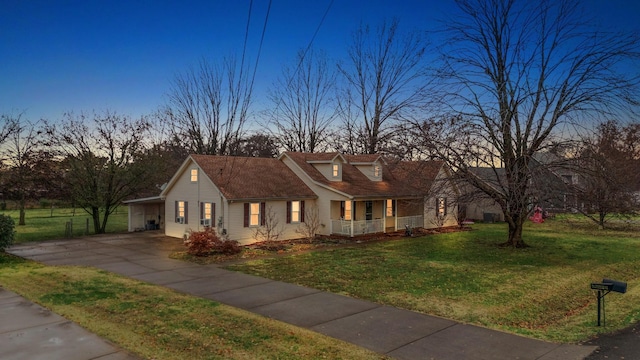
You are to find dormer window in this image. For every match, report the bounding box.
[332,164,339,178]
[374,165,381,178]
[190,169,198,182]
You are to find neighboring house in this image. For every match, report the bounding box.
[126,152,458,245]
[460,167,506,222]
[461,153,579,222]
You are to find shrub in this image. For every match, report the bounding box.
[184,228,241,256]
[0,214,16,251]
[213,238,242,255]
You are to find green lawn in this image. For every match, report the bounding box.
[0,254,384,360]
[226,220,640,343]
[2,207,129,243]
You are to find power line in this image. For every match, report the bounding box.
[250,0,272,90]
[274,0,335,115]
[239,0,254,78]
[295,0,334,75]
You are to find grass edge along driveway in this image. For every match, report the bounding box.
[226,221,640,343]
[0,255,386,360]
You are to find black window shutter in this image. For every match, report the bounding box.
[200,202,204,221]
[212,203,216,227]
[243,203,249,227]
[301,201,305,222]
[184,202,188,224]
[175,201,178,222]
[260,202,266,226]
[340,201,345,218]
[286,201,291,223]
[352,201,356,220]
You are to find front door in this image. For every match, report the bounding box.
[365,201,373,220]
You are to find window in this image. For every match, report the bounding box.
[386,199,395,217]
[332,164,339,177]
[437,197,447,217]
[287,200,305,223]
[190,169,198,182]
[200,202,215,227]
[250,203,260,226]
[175,201,188,224]
[244,202,265,227]
[374,165,381,177]
[341,201,352,220]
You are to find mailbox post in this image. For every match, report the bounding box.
[590,278,627,326]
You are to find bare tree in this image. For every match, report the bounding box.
[45,111,154,234]
[295,205,321,242]
[572,120,640,228]
[0,113,19,146]
[419,0,640,247]
[161,56,253,155]
[2,117,44,225]
[337,18,429,154]
[230,133,279,158]
[252,205,283,242]
[265,49,338,153]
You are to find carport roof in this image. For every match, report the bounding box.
[123,196,164,204]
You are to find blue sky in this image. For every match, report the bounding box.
[1,1,638,122]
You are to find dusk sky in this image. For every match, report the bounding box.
[1,1,639,123]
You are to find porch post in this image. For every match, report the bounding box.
[350,200,354,237]
[383,200,386,233]
[395,199,399,231]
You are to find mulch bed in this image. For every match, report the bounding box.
[171,226,471,265]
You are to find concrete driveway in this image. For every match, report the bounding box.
[4,231,597,360]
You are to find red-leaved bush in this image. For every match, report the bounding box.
[184,228,241,256]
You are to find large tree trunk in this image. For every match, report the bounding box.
[19,209,25,226]
[92,207,104,234]
[506,215,527,248]
[18,197,26,226]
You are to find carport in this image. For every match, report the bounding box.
[123,196,165,232]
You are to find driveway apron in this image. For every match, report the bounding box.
[5,232,597,360]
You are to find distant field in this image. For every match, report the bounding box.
[2,207,128,243]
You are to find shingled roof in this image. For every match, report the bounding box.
[189,155,317,201]
[282,152,444,199]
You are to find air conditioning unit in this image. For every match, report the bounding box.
[176,216,185,224]
[201,218,211,227]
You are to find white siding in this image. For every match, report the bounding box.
[164,161,225,239]
[353,161,382,181]
[281,156,350,235]
[423,168,459,228]
[227,199,320,245]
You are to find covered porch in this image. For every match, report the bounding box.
[329,199,423,237]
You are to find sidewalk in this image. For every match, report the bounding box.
[5,233,598,359]
[0,287,139,360]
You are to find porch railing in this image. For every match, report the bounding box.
[331,215,423,236]
[397,215,424,230]
[331,219,384,236]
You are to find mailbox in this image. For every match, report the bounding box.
[590,283,611,291]
[602,278,627,294]
[590,278,627,326]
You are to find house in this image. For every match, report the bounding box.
[460,153,580,222]
[127,152,458,245]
